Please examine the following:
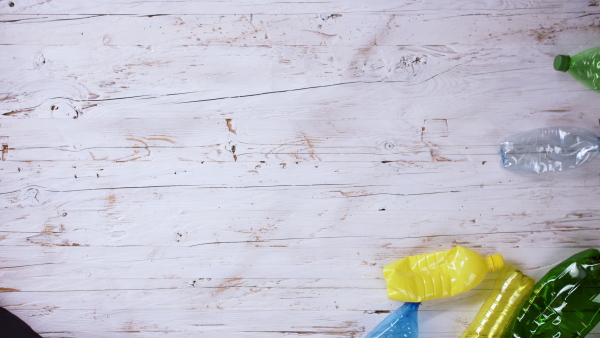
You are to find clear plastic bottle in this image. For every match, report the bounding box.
[500,126,599,174]
[365,302,420,338]
[461,265,534,338]
[383,246,504,302]
[504,249,600,338]
[554,47,600,92]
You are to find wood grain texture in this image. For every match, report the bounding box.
[2,0,600,337]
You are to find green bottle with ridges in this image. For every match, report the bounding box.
[504,249,600,338]
[555,47,600,92]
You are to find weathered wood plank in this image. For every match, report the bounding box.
[0,118,598,166]
[0,244,598,335]
[1,12,599,47]
[0,234,598,273]
[2,0,595,15]
[2,209,599,248]
[0,44,595,121]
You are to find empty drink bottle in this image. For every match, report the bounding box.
[505,249,600,338]
[554,47,600,92]
[365,302,419,338]
[461,265,534,338]
[500,126,600,174]
[384,246,504,302]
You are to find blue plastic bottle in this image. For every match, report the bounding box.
[365,302,419,338]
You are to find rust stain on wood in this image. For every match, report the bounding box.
[0,94,17,102]
[127,138,148,147]
[429,148,455,162]
[55,241,81,246]
[528,23,567,43]
[455,316,471,327]
[331,189,369,197]
[42,225,56,233]
[121,321,140,333]
[226,119,237,134]
[0,288,20,292]
[3,108,34,116]
[124,60,173,67]
[231,144,237,161]
[306,30,338,38]
[99,81,116,87]
[1,144,8,161]
[89,152,108,161]
[301,134,323,161]
[116,156,142,162]
[28,233,83,247]
[213,277,243,295]
[105,193,117,210]
[145,137,176,144]
[115,138,150,162]
[566,212,594,218]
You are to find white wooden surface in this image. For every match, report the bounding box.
[2,0,600,337]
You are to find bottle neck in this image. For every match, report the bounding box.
[486,254,505,272]
[403,302,420,311]
[554,55,571,72]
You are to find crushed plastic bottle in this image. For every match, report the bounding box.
[365,302,420,338]
[500,126,600,174]
[383,246,504,302]
[505,249,600,338]
[461,265,534,338]
[554,47,600,92]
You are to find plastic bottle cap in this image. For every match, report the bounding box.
[554,55,571,72]
[486,254,505,272]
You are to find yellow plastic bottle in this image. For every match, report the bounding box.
[383,246,504,302]
[461,265,534,338]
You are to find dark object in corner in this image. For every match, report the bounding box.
[0,307,41,338]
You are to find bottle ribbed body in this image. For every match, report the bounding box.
[500,126,600,174]
[505,249,600,338]
[569,47,600,92]
[555,47,600,92]
[384,247,504,302]
[417,251,453,299]
[461,266,534,338]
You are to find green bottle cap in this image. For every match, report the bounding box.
[554,55,571,72]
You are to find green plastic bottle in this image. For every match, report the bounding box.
[504,249,600,338]
[554,47,600,92]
